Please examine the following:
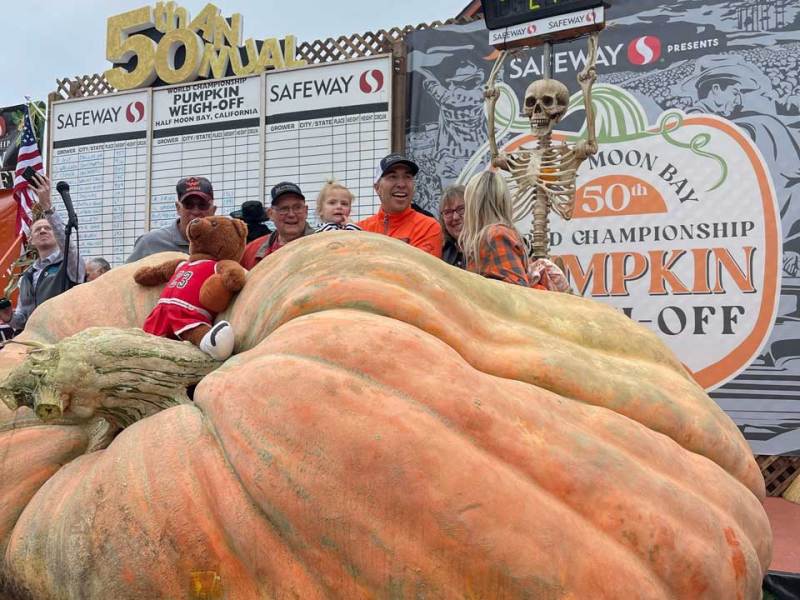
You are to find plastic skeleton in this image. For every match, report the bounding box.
[485,33,599,259]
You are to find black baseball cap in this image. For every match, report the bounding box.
[240,201,268,222]
[176,176,214,203]
[374,153,419,182]
[270,181,305,205]
[0,297,10,310]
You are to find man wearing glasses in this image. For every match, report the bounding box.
[127,176,218,263]
[240,181,314,269]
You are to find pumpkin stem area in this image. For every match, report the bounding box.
[33,385,66,421]
[0,327,219,448]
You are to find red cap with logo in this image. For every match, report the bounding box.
[176,176,214,204]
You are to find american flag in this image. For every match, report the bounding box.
[13,107,44,242]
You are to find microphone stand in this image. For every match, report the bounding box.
[60,214,79,295]
[54,180,79,294]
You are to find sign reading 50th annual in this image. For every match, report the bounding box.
[105,1,306,90]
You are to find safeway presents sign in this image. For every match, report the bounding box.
[461,85,781,390]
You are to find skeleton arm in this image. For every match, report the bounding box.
[575,33,599,162]
[485,50,510,171]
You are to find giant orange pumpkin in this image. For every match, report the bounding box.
[0,232,771,599]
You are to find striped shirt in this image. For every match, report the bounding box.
[314,222,362,233]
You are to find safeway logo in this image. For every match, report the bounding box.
[527,24,537,34]
[627,36,661,65]
[359,69,384,94]
[125,101,145,123]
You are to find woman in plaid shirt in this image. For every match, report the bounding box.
[459,171,533,288]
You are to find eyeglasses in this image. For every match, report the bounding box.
[442,206,465,219]
[182,199,213,211]
[273,204,306,216]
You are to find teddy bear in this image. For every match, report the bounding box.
[134,216,248,360]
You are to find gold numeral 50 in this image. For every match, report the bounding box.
[105,6,204,89]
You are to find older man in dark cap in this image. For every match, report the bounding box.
[126,176,217,262]
[240,182,314,269]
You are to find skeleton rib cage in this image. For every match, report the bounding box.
[506,145,580,223]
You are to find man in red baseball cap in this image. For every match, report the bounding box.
[127,176,217,262]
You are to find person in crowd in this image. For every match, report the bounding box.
[241,182,314,269]
[126,176,217,262]
[0,298,17,345]
[85,257,111,282]
[314,179,361,232]
[1,174,85,331]
[358,154,442,257]
[232,200,272,243]
[459,171,530,287]
[439,184,466,269]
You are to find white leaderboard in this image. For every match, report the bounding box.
[49,91,149,265]
[265,58,391,224]
[150,76,262,229]
[48,56,392,263]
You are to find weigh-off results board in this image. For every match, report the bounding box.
[48,55,392,263]
[150,77,262,229]
[265,56,391,224]
[49,91,149,265]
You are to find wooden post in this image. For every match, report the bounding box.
[391,38,407,154]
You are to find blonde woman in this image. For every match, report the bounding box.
[314,179,362,232]
[459,171,531,287]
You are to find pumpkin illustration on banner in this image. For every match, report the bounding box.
[463,84,781,391]
[0,234,771,599]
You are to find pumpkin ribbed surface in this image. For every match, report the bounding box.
[0,233,771,599]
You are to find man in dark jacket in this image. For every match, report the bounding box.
[1,174,84,331]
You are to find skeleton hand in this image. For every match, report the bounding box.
[492,152,510,171]
[575,139,598,160]
[578,65,597,90]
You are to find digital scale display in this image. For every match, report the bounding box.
[482,0,606,30]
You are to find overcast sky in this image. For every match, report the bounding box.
[0,0,468,107]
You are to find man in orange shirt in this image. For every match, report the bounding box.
[358,154,442,258]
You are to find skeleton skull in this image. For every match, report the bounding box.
[523,79,569,136]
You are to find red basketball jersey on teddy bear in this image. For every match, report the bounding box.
[143,259,218,338]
